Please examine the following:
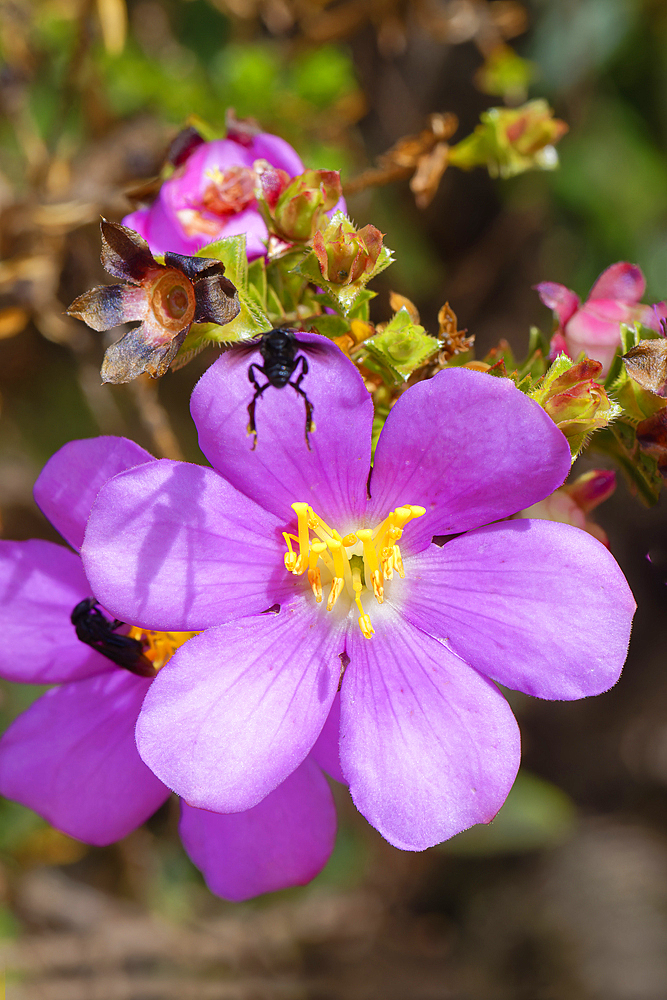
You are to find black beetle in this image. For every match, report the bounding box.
[70,598,156,677]
[240,328,324,450]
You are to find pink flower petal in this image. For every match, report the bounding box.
[0,671,169,844]
[368,368,571,552]
[250,134,305,176]
[191,334,374,526]
[0,540,112,683]
[588,262,645,303]
[34,436,154,552]
[311,691,346,784]
[179,757,336,901]
[340,609,520,850]
[82,459,299,631]
[535,282,581,327]
[136,606,342,812]
[402,519,636,699]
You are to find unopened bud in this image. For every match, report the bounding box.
[259,169,342,243]
[448,99,568,179]
[516,470,615,547]
[313,218,384,286]
[531,355,621,456]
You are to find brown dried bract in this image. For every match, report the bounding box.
[437,303,474,360]
[343,113,458,207]
[623,339,667,397]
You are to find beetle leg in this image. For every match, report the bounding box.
[291,356,315,451]
[247,367,271,450]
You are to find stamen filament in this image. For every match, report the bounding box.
[356,528,384,603]
[291,502,311,574]
[282,502,424,638]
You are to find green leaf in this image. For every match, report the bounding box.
[192,234,272,343]
[305,314,351,338]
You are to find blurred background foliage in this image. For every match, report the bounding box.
[2,1,667,996]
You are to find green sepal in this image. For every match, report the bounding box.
[347,288,376,321]
[183,235,272,348]
[247,257,267,312]
[592,422,662,506]
[363,308,439,384]
[529,353,577,404]
[611,370,667,424]
[304,314,351,339]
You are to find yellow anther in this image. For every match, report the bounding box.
[356,528,384,603]
[282,500,422,638]
[128,628,198,670]
[283,532,298,572]
[307,541,326,603]
[291,502,311,574]
[327,576,344,611]
[354,592,374,638]
[380,547,394,579]
[325,539,347,610]
[308,567,323,602]
[309,540,327,565]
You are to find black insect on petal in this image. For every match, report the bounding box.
[71,598,156,677]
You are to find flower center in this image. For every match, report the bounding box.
[282,502,425,638]
[201,165,257,217]
[149,270,196,332]
[126,627,198,671]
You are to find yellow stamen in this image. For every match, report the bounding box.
[127,628,198,671]
[283,532,299,572]
[356,528,384,603]
[281,502,425,638]
[291,502,311,574]
[308,540,326,602]
[326,539,346,610]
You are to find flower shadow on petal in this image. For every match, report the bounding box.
[84,460,298,631]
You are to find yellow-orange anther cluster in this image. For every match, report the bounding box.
[282,502,425,638]
[127,627,199,671]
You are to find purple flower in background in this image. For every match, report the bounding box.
[83,344,636,852]
[536,262,667,375]
[0,437,335,900]
[123,129,305,260]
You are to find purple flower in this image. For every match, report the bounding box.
[0,437,335,900]
[123,131,305,260]
[536,262,667,375]
[82,342,636,852]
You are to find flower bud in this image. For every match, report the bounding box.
[448,99,568,179]
[261,169,343,243]
[254,159,290,209]
[516,470,616,547]
[313,217,384,286]
[531,356,621,456]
